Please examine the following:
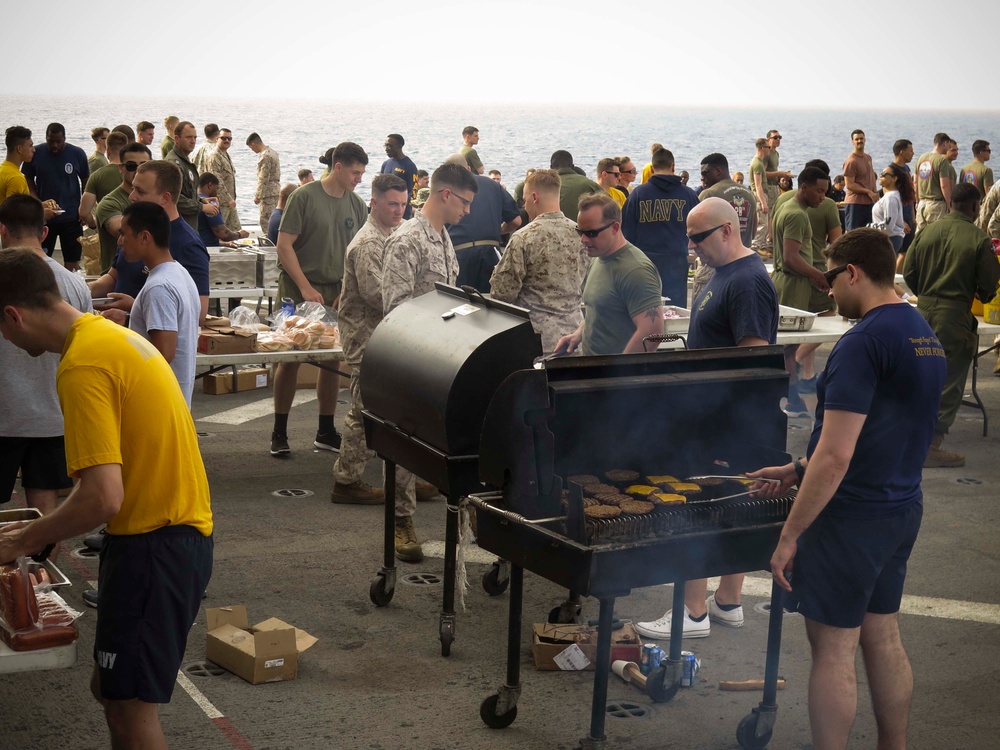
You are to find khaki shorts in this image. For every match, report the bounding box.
[277,272,342,307]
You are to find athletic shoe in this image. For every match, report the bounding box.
[707,594,744,628]
[83,589,99,608]
[635,605,710,640]
[394,516,423,563]
[270,432,290,456]
[797,375,817,395]
[331,481,384,505]
[783,399,811,418]
[83,528,106,552]
[313,430,342,453]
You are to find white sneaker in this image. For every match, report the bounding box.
[707,594,744,628]
[635,605,710,640]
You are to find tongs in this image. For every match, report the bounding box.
[684,474,779,483]
[533,351,569,369]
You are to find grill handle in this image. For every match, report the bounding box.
[460,285,491,307]
[642,333,688,352]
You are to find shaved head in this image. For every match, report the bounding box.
[687,197,749,268]
[690,196,738,228]
[443,153,470,169]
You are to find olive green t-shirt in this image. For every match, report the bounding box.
[95,185,133,273]
[581,242,662,356]
[765,150,780,186]
[85,163,123,202]
[960,161,994,199]
[277,180,368,285]
[774,192,841,262]
[460,145,483,173]
[771,197,813,274]
[915,152,957,201]
[749,157,767,196]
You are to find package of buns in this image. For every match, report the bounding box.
[255,331,294,352]
[0,561,79,651]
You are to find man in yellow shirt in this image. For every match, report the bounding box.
[596,157,626,207]
[0,247,212,750]
[0,126,34,204]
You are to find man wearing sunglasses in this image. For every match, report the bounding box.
[91,142,152,273]
[637,197,777,641]
[79,132,129,230]
[205,129,241,233]
[554,192,662,356]
[749,229,946,750]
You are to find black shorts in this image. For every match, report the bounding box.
[787,502,922,629]
[42,221,84,263]
[0,435,73,504]
[95,525,213,703]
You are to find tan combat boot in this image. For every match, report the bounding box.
[415,479,440,502]
[331,481,384,505]
[394,515,423,563]
[924,435,965,468]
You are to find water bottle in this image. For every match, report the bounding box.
[280,297,295,317]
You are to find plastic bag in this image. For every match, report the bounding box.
[228,305,262,331]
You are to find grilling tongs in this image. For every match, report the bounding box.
[682,475,781,504]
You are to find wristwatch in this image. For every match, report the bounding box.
[792,457,806,484]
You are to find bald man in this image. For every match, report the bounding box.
[637,197,779,641]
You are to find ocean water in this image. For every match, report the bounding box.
[3,96,996,226]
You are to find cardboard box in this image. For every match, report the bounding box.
[531,622,642,671]
[267,363,323,389]
[203,367,272,395]
[197,327,257,355]
[205,605,317,685]
[202,315,231,329]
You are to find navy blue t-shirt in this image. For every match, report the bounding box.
[112,249,148,298]
[380,156,419,218]
[267,208,282,246]
[22,143,90,222]
[688,254,778,349]
[197,196,226,248]
[808,303,946,518]
[447,175,520,247]
[169,217,210,296]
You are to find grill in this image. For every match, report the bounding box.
[469,346,793,749]
[361,283,541,655]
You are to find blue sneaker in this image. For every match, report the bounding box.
[797,375,817,394]
[783,399,811,418]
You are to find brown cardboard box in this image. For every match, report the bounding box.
[203,367,272,395]
[197,327,257,355]
[202,315,231,329]
[531,622,642,671]
[205,605,317,685]
[267,363,321,389]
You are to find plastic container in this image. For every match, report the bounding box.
[777,305,818,331]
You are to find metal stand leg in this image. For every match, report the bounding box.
[580,596,615,749]
[368,458,397,607]
[646,580,685,704]
[440,493,459,657]
[480,564,521,729]
[736,581,784,749]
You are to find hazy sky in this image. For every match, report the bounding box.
[5,0,997,110]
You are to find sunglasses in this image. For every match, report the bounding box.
[770,135,782,141]
[219,136,232,142]
[824,263,849,286]
[687,224,725,244]
[621,168,637,174]
[124,161,141,172]
[576,222,615,238]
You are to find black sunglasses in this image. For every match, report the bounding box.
[824,263,850,286]
[576,222,615,238]
[218,136,232,142]
[687,224,725,244]
[124,161,140,172]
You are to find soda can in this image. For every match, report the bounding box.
[679,650,700,687]
[649,646,665,671]
[280,297,295,317]
[640,643,657,675]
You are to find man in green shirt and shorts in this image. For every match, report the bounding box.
[271,142,369,457]
[554,192,663,356]
[915,133,957,233]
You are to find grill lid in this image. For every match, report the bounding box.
[361,284,542,455]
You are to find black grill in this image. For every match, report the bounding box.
[470,346,793,748]
[360,283,541,656]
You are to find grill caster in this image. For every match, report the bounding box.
[647,662,680,703]
[440,613,455,657]
[369,573,394,607]
[736,708,774,749]
[480,693,518,729]
[482,562,510,596]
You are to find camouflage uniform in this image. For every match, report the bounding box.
[164,148,203,230]
[192,141,215,175]
[978,182,1000,237]
[488,211,590,351]
[332,216,408,498]
[255,145,281,234]
[205,148,242,233]
[382,212,459,516]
